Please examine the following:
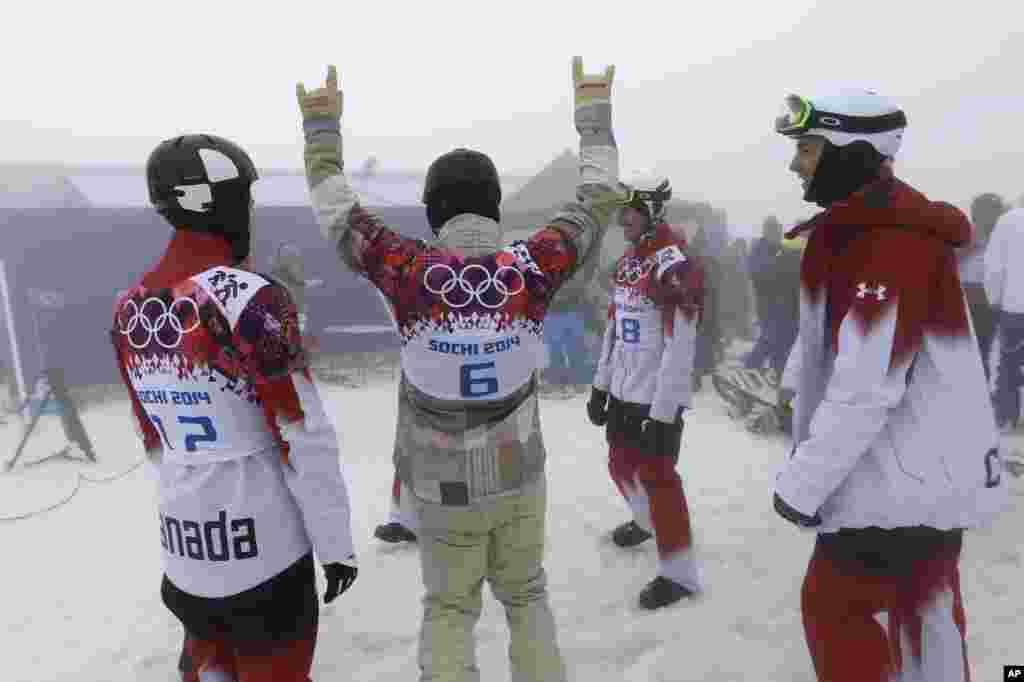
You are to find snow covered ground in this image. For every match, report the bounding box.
[2,374,1021,682]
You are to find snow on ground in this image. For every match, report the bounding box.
[2,374,1021,682]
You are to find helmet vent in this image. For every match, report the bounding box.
[198,148,240,183]
[175,184,214,212]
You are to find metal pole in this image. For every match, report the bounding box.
[30,300,46,371]
[0,259,27,404]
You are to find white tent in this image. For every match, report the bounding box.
[0,164,91,209]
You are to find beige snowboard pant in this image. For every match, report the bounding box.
[413,478,567,682]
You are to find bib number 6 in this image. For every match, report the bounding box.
[460,361,499,398]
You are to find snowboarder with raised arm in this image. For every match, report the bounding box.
[296,58,629,682]
[111,134,357,682]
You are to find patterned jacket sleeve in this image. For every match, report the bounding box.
[649,248,703,422]
[111,292,162,456]
[525,123,625,296]
[302,122,423,305]
[239,282,356,566]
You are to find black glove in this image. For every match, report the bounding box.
[639,417,683,456]
[586,388,609,426]
[773,492,822,529]
[323,561,358,603]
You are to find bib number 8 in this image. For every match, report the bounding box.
[460,361,499,398]
[622,318,641,343]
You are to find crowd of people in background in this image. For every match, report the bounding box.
[537,192,1023,440]
[961,193,1024,432]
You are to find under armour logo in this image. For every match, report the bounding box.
[856,282,887,301]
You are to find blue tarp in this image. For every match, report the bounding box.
[1,206,432,388]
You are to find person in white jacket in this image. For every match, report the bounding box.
[984,206,1024,431]
[773,90,1007,682]
[112,134,357,682]
[587,179,706,609]
[958,193,1006,380]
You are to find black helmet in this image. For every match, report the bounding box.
[422,148,501,233]
[146,134,258,262]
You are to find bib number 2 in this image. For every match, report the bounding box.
[150,414,219,452]
[460,361,499,398]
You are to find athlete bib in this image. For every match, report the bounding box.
[400,244,548,401]
[117,267,278,467]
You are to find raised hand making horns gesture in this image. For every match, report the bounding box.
[572,56,615,138]
[572,56,615,106]
[296,64,342,123]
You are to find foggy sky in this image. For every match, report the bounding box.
[4,0,1022,233]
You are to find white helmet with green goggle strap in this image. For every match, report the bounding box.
[774,91,907,158]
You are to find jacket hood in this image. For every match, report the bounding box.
[787,171,971,249]
[142,229,236,290]
[434,213,502,257]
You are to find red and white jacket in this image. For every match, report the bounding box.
[777,173,1008,532]
[111,232,355,598]
[593,224,704,422]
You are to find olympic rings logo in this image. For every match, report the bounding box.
[616,258,654,285]
[117,297,201,350]
[423,263,526,309]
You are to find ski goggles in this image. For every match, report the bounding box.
[775,94,815,136]
[774,93,907,138]
[623,179,672,208]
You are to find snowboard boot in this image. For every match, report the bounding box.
[637,576,694,610]
[611,520,653,548]
[374,522,417,543]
